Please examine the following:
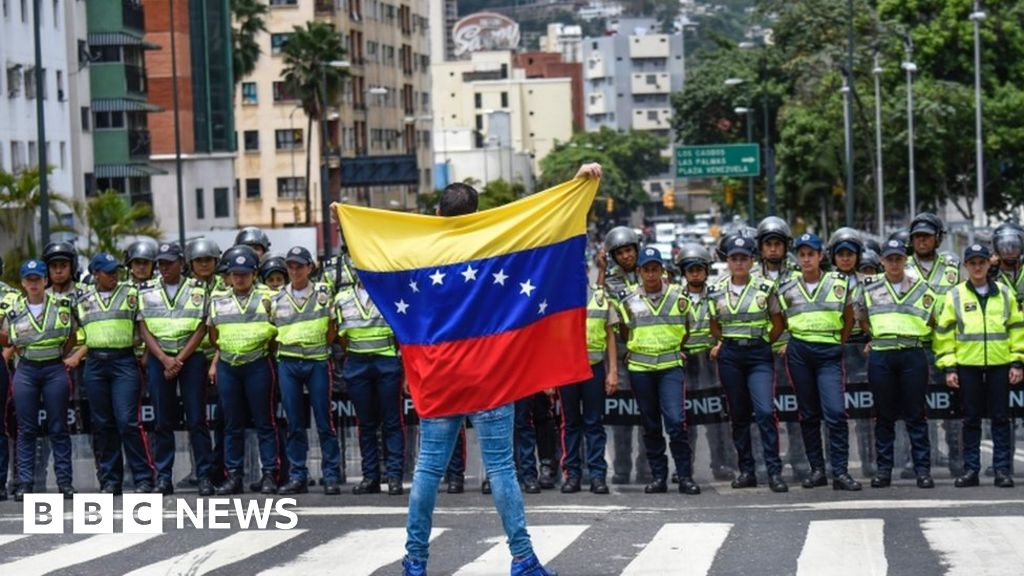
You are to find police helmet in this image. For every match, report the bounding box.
[186,238,222,263]
[42,241,79,274]
[992,223,1024,259]
[716,226,757,261]
[827,227,864,265]
[234,226,271,251]
[220,244,260,273]
[863,237,882,255]
[755,216,792,247]
[675,243,712,271]
[124,239,158,265]
[259,253,288,281]
[858,248,881,273]
[604,226,640,255]
[888,229,912,255]
[909,212,945,243]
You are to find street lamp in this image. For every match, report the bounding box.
[734,106,755,224]
[318,59,350,260]
[970,4,986,240]
[725,75,776,216]
[873,53,885,237]
[841,71,854,227]
[901,41,917,219]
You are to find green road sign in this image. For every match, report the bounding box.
[676,144,761,178]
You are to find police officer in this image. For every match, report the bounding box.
[235,226,272,260]
[601,226,649,485]
[906,213,962,478]
[993,224,1024,302]
[934,244,1023,488]
[677,243,735,481]
[208,245,280,495]
[859,249,881,276]
[335,272,405,496]
[514,391,559,493]
[188,238,226,292]
[709,236,788,493]
[271,246,343,495]
[125,239,159,285]
[321,235,358,293]
[42,241,82,298]
[1,260,76,501]
[616,247,699,495]
[779,234,861,491]
[74,253,155,494]
[559,259,619,494]
[261,254,288,291]
[137,242,215,496]
[859,238,936,488]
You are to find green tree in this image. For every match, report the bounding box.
[83,191,161,257]
[281,21,347,223]
[231,0,269,84]
[0,166,79,285]
[478,179,524,211]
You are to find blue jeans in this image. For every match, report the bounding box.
[406,403,533,564]
[217,358,279,475]
[84,353,154,485]
[445,422,468,480]
[869,348,931,475]
[958,365,1012,473]
[278,357,342,482]
[630,366,692,479]
[786,338,849,476]
[13,360,73,486]
[559,364,608,481]
[146,352,213,482]
[717,340,782,476]
[0,359,9,487]
[343,353,404,480]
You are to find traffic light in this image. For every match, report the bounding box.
[724,183,735,206]
[606,197,614,213]
[662,190,675,210]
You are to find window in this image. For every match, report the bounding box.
[6,66,20,97]
[11,141,23,172]
[81,106,90,131]
[275,129,302,150]
[269,0,297,4]
[195,188,205,219]
[24,67,35,99]
[474,92,481,109]
[241,82,257,104]
[20,0,25,22]
[214,188,229,218]
[271,33,292,55]
[272,81,296,102]
[501,92,508,108]
[276,177,305,198]
[89,45,121,63]
[94,111,125,129]
[243,130,259,151]
[245,178,261,199]
[59,142,65,170]
[647,110,658,121]
[27,142,37,168]
[56,70,63,101]
[646,74,657,85]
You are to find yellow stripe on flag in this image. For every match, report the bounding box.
[336,177,599,272]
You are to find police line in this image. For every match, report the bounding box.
[31,380,1024,434]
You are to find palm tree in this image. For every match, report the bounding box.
[281,21,346,223]
[83,190,161,257]
[231,0,269,84]
[0,166,79,285]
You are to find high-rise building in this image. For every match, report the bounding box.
[539,23,582,63]
[234,0,433,252]
[144,0,237,238]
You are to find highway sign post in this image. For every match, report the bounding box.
[676,144,761,178]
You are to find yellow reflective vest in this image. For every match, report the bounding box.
[615,284,688,372]
[209,287,277,365]
[334,287,397,356]
[77,283,138,349]
[683,288,714,354]
[933,281,1024,368]
[862,275,936,351]
[709,279,775,343]
[138,278,206,354]
[585,286,612,365]
[778,271,849,344]
[271,283,333,361]
[4,294,74,361]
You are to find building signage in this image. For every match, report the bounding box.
[452,12,520,57]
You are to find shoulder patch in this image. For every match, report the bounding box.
[677,296,689,313]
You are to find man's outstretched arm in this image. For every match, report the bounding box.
[575,163,603,180]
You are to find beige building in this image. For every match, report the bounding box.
[234,0,433,242]
[431,50,573,186]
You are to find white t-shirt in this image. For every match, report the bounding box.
[164,282,180,300]
[291,286,310,300]
[98,291,113,300]
[804,281,819,293]
[974,283,989,296]
[766,269,780,281]
[688,291,702,304]
[729,283,746,296]
[28,302,45,318]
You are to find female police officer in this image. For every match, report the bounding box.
[709,236,788,493]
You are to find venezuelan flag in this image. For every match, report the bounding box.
[335,178,598,418]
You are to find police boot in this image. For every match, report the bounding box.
[481,479,492,494]
[156,478,175,496]
[539,461,557,490]
[279,478,309,495]
[216,472,244,495]
[644,478,667,494]
[731,472,757,489]
[352,478,381,495]
[801,469,828,489]
[590,477,609,494]
[323,479,342,495]
[388,478,404,496]
[12,484,28,502]
[447,477,465,494]
[916,475,935,489]
[58,483,75,499]
[768,474,789,493]
[870,473,892,488]
[259,472,278,495]
[197,478,215,497]
[678,477,700,495]
[522,477,542,494]
[994,470,1015,488]
[832,473,862,491]
[954,469,979,488]
[561,477,581,494]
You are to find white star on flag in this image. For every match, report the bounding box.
[519,279,536,297]
[409,280,419,293]
[395,299,409,314]
[492,269,508,286]
[461,265,478,282]
[538,299,548,315]
[430,270,446,286]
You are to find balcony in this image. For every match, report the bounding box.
[125,64,146,94]
[631,107,672,131]
[629,35,670,59]
[586,92,608,115]
[314,0,336,14]
[584,56,607,79]
[631,73,670,95]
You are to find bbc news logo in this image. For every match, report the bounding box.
[23,494,299,534]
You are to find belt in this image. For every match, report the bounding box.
[871,336,925,349]
[19,357,64,368]
[87,348,135,360]
[722,338,767,348]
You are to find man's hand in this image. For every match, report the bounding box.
[595,248,608,271]
[1011,366,1023,386]
[945,371,960,390]
[605,372,619,395]
[776,344,787,357]
[710,343,722,360]
[575,163,603,179]
[329,202,340,223]
[63,356,81,370]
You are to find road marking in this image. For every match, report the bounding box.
[257,528,444,576]
[730,499,1024,512]
[289,505,629,517]
[979,441,1024,464]
[922,516,1024,576]
[125,530,306,576]
[453,524,588,576]
[621,522,731,576]
[0,535,29,547]
[0,533,159,575]
[797,519,886,576]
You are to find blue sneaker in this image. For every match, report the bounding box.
[402,555,427,576]
[511,553,558,576]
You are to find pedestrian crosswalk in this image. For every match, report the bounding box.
[1,516,1024,575]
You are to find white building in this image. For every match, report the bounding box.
[539,23,583,63]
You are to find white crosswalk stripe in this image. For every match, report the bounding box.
[124,530,306,576]
[921,516,1024,576]
[796,519,887,576]
[621,522,732,576]
[0,533,160,575]
[0,534,29,547]
[257,527,445,576]
[453,524,589,576]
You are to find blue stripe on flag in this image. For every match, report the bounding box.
[356,235,588,345]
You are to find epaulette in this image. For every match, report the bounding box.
[759,283,771,292]
[833,271,847,280]
[0,301,8,312]
[617,289,629,301]
[137,281,153,291]
[863,275,876,285]
[58,296,72,308]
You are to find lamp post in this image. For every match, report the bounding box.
[841,72,854,227]
[734,106,755,224]
[901,36,917,219]
[970,4,987,240]
[725,76,775,216]
[873,53,885,236]
[318,59,350,260]
[33,0,50,243]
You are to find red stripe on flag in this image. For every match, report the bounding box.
[401,308,593,418]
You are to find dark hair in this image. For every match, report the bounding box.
[439,182,479,217]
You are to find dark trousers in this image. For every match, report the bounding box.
[0,360,9,487]
[869,348,931,475]
[959,365,1013,473]
[343,353,404,480]
[560,363,609,481]
[685,350,734,471]
[278,358,342,482]
[514,392,558,480]
[147,353,213,482]
[84,354,154,486]
[217,357,279,475]
[631,366,692,479]
[13,360,72,486]
[786,339,850,476]
[717,340,782,476]
[445,422,468,480]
